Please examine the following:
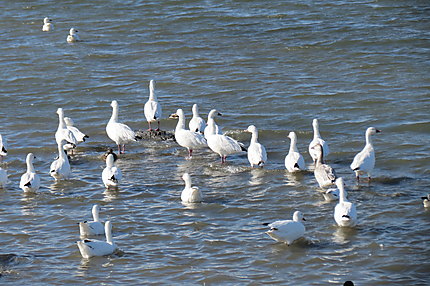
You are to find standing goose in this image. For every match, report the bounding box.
[334,178,357,227]
[189,104,206,133]
[67,28,80,43]
[50,140,71,180]
[19,153,40,192]
[55,108,78,153]
[102,154,122,189]
[263,211,306,245]
[308,119,330,164]
[106,100,140,154]
[245,125,267,168]
[350,127,381,181]
[79,204,105,236]
[204,109,222,139]
[64,117,89,144]
[42,17,53,31]
[144,80,162,131]
[312,143,337,188]
[0,134,7,159]
[181,173,203,203]
[77,221,117,259]
[285,131,306,172]
[169,109,207,158]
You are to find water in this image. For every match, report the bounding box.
[0,0,429,284]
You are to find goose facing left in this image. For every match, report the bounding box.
[19,153,40,192]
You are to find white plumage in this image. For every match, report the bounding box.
[77,221,117,259]
[50,140,71,180]
[189,104,206,133]
[422,194,430,208]
[19,153,40,192]
[42,17,53,31]
[350,127,381,181]
[309,119,330,164]
[102,154,122,189]
[144,80,162,131]
[245,125,267,167]
[79,204,105,236]
[55,108,78,152]
[285,131,306,172]
[181,173,203,203]
[0,134,7,158]
[67,28,79,43]
[204,109,222,139]
[334,178,357,227]
[0,167,7,188]
[323,188,340,202]
[312,143,337,188]
[264,211,306,245]
[64,117,89,143]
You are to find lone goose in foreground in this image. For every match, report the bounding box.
[106,100,140,154]
[189,104,206,133]
[0,167,6,188]
[181,173,203,203]
[263,211,306,245]
[144,80,162,131]
[19,153,40,192]
[0,134,7,159]
[204,109,222,139]
[55,108,78,153]
[79,204,105,236]
[102,154,122,189]
[42,17,53,31]
[312,143,337,188]
[350,127,381,182]
[334,178,357,227]
[67,28,80,43]
[50,140,71,180]
[64,117,89,144]
[422,194,430,208]
[77,220,117,259]
[308,119,330,164]
[245,125,267,167]
[285,131,306,172]
[170,109,207,159]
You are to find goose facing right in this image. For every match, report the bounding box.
[350,127,381,181]
[263,211,306,245]
[77,220,117,259]
[42,17,53,31]
[67,28,80,42]
[19,153,40,192]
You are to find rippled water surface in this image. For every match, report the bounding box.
[0,0,429,285]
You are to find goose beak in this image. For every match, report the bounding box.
[376,129,382,133]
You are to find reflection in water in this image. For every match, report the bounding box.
[249,168,265,186]
[332,227,357,245]
[20,192,38,216]
[284,171,304,186]
[103,189,120,202]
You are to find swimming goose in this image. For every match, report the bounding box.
[64,117,89,144]
[350,127,381,181]
[245,125,267,167]
[334,177,357,227]
[312,143,337,188]
[189,104,206,133]
[144,80,162,131]
[102,154,122,189]
[204,109,222,139]
[19,153,40,192]
[170,109,207,158]
[421,194,430,208]
[0,134,7,158]
[0,167,6,188]
[79,204,105,236]
[67,28,80,43]
[181,173,203,203]
[77,221,117,259]
[42,17,53,31]
[55,108,78,152]
[285,131,306,172]
[106,100,140,154]
[50,140,71,180]
[323,188,340,202]
[308,119,330,164]
[263,211,306,245]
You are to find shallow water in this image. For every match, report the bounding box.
[0,0,429,285]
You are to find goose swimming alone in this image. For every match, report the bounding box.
[102,154,122,189]
[285,131,306,172]
[77,220,117,259]
[263,211,306,245]
[55,108,78,153]
[309,119,330,164]
[181,173,203,203]
[144,80,162,131]
[42,17,53,31]
[67,28,80,43]
[79,204,105,236]
[334,177,357,227]
[189,104,206,133]
[50,140,71,180]
[19,153,40,192]
[312,143,337,188]
[350,127,381,181]
[245,125,267,168]
[204,109,222,139]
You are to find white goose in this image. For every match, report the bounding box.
[334,178,357,227]
[67,28,80,43]
[64,117,89,144]
[245,125,267,167]
[309,119,330,164]
[285,131,306,172]
[50,140,71,180]
[19,153,40,192]
[79,204,105,236]
[144,80,162,131]
[181,173,203,203]
[106,100,139,154]
[189,104,206,133]
[55,108,78,152]
[323,188,340,202]
[77,220,117,259]
[102,154,122,189]
[350,127,381,181]
[312,143,337,188]
[0,134,7,158]
[170,109,207,158]
[42,17,53,31]
[204,109,222,139]
[422,194,430,208]
[263,211,306,245]
[0,167,6,188]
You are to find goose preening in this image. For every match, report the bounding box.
[350,127,381,181]
[50,140,71,180]
[106,100,140,154]
[263,211,306,245]
[323,188,340,202]
[77,220,117,259]
[334,178,357,227]
[245,125,267,168]
[144,80,162,131]
[189,104,206,133]
[285,131,306,172]
[170,109,207,159]
[79,204,105,236]
[312,143,337,188]
[102,154,122,189]
[67,28,80,43]
[181,173,203,203]
[19,153,40,192]
[204,109,222,139]
[55,108,78,153]
[0,134,7,159]
[0,167,6,188]
[308,119,330,164]
[422,194,430,208]
[42,17,53,31]
[64,117,89,144]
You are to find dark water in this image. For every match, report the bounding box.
[0,0,429,285]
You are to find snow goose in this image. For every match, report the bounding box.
[102,154,122,189]
[334,178,357,227]
[55,108,78,153]
[144,80,162,131]
[421,194,430,208]
[350,127,381,181]
[0,167,6,188]
[308,119,330,164]
[106,100,140,154]
[50,140,71,180]
[79,204,105,236]
[285,131,305,172]
[323,188,340,202]
[181,173,203,203]
[19,153,40,192]
[263,211,306,245]
[169,109,207,158]
[64,117,89,144]
[204,109,222,139]
[42,17,53,31]
[245,125,267,167]
[0,134,7,159]
[103,148,118,162]
[67,28,80,43]
[312,143,337,188]
[189,104,206,133]
[77,220,117,259]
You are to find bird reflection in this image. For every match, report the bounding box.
[332,227,357,244]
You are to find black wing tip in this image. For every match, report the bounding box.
[294,163,300,169]
[241,145,247,152]
[353,167,360,171]
[262,223,270,226]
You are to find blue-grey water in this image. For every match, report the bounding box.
[0,0,429,285]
